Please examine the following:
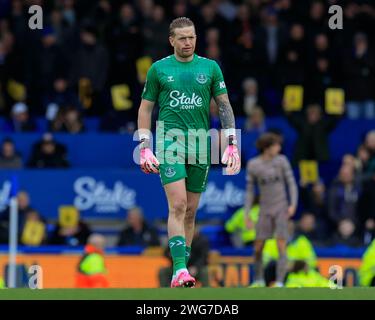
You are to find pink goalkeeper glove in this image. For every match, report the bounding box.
[221,144,241,175]
[140,148,160,174]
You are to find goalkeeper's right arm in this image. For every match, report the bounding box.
[137,99,159,174]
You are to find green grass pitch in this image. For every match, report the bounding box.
[0,288,375,300]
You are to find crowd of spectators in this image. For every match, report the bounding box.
[0,0,374,251]
[277,128,375,248]
[0,193,161,247]
[0,0,374,129]
[0,133,69,169]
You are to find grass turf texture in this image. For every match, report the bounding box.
[0,288,374,300]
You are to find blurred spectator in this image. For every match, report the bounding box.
[49,218,91,246]
[107,3,140,85]
[4,103,36,132]
[88,0,112,42]
[300,180,328,223]
[280,23,306,86]
[25,26,69,114]
[328,165,360,226]
[311,33,333,66]
[171,0,189,19]
[0,138,22,169]
[70,23,108,114]
[356,144,371,177]
[342,154,360,178]
[43,77,81,117]
[285,104,341,164]
[228,4,257,86]
[196,3,226,50]
[142,5,169,61]
[242,78,258,117]
[225,201,259,248]
[363,130,375,178]
[62,0,77,27]
[243,106,267,133]
[159,228,209,287]
[28,133,70,168]
[217,0,237,22]
[205,27,220,48]
[306,0,327,37]
[306,33,336,103]
[75,233,109,288]
[285,260,329,288]
[358,174,375,245]
[0,191,34,243]
[296,213,325,246]
[344,33,375,119]
[117,207,160,247]
[49,105,85,133]
[254,6,288,82]
[331,218,362,247]
[49,7,79,48]
[206,37,222,64]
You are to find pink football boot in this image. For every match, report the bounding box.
[170,271,196,288]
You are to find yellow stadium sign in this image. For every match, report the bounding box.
[325,88,345,115]
[136,56,152,84]
[59,206,79,228]
[79,78,93,109]
[7,79,26,101]
[283,85,303,111]
[21,221,45,246]
[111,84,133,111]
[299,160,319,185]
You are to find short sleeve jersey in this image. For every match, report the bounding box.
[142,54,227,133]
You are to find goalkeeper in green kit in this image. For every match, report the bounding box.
[137,17,240,288]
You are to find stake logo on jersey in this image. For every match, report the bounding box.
[196,73,208,84]
[169,90,203,110]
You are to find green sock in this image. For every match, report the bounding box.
[185,246,191,266]
[169,236,187,275]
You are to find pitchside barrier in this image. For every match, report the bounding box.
[0,166,349,222]
[0,245,364,288]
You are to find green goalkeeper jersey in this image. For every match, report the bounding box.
[141,53,227,132]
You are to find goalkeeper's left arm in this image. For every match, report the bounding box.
[214,93,241,175]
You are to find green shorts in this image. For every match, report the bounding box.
[159,162,210,193]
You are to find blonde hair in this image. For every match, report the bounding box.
[169,17,195,36]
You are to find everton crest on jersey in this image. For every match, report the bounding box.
[196,73,208,84]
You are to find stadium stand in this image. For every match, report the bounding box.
[0,0,374,287]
